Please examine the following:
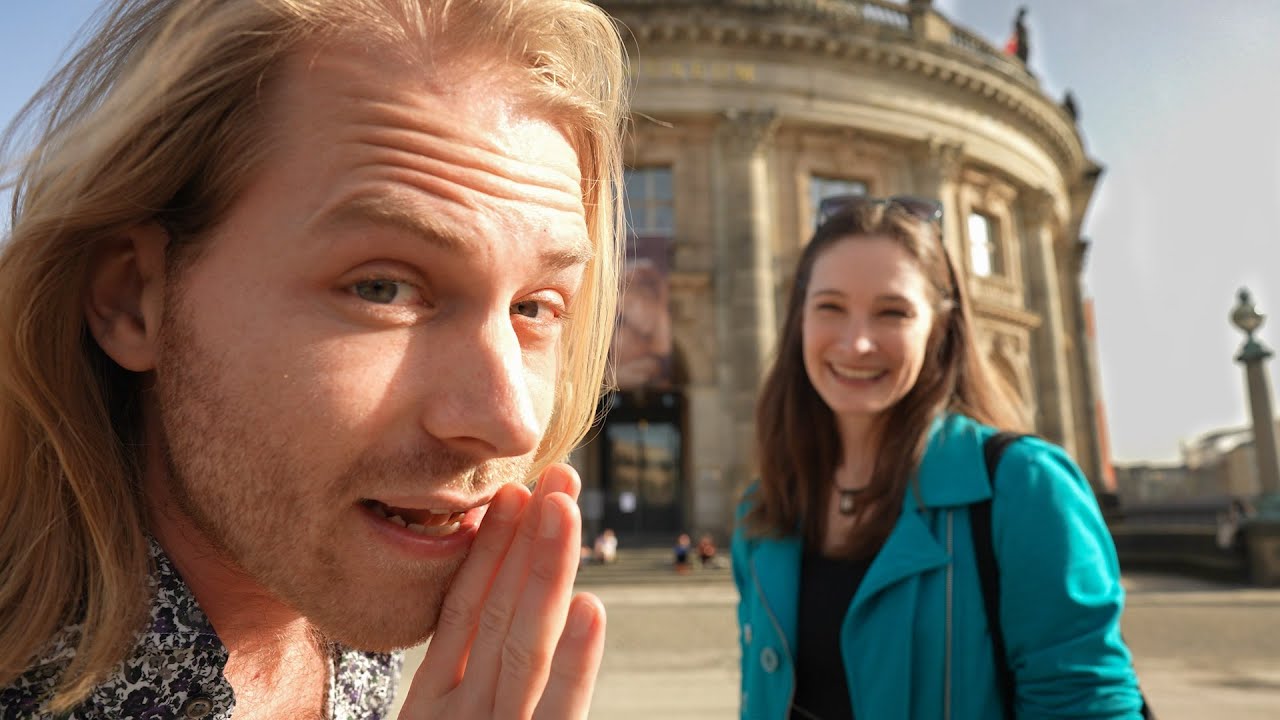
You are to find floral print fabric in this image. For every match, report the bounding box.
[0,541,402,719]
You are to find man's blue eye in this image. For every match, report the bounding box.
[513,300,542,318]
[354,280,401,304]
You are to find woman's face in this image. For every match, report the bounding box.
[801,235,936,430]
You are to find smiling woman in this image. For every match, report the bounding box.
[733,197,1148,719]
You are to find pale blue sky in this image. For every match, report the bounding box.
[3,1,1278,462]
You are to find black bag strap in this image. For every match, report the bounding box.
[971,431,1025,720]
[972,432,1156,720]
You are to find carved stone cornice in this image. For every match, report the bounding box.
[971,300,1042,330]
[717,108,781,154]
[602,1,1087,176]
[1071,238,1091,275]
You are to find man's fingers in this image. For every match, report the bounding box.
[412,481,530,699]
[452,467,567,701]
[492,493,582,718]
[536,462,581,502]
[532,593,607,720]
[406,463,585,713]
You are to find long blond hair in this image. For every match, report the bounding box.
[0,0,626,709]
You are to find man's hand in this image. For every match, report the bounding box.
[399,464,605,719]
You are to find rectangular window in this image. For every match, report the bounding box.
[810,175,868,227]
[967,211,1003,277]
[616,167,673,390]
[624,167,674,237]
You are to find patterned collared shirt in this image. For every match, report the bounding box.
[0,541,402,719]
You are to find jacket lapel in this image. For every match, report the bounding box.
[750,534,802,650]
[850,506,949,611]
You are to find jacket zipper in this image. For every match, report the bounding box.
[944,509,954,720]
[750,554,797,719]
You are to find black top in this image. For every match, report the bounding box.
[789,549,875,720]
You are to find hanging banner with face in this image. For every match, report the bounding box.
[612,233,672,390]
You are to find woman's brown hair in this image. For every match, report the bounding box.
[748,199,1026,557]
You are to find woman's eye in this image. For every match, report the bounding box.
[881,308,910,318]
[353,279,413,305]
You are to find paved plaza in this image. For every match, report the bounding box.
[392,559,1280,719]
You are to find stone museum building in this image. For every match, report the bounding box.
[573,0,1112,543]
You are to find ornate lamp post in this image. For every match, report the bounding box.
[1231,288,1280,586]
[1231,288,1280,495]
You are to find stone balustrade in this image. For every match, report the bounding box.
[597,0,1035,86]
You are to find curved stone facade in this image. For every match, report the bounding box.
[576,0,1108,543]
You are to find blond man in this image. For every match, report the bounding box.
[0,0,627,717]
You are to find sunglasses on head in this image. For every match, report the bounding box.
[816,194,943,228]
[815,193,961,304]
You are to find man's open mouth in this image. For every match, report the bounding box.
[359,499,467,536]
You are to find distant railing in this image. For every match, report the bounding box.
[1110,496,1251,580]
[859,0,911,30]
[949,25,991,54]
[949,24,1033,81]
[598,0,1034,83]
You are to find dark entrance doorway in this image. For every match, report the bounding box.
[599,390,684,544]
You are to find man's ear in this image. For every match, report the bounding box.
[84,223,170,372]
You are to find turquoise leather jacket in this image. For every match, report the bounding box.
[731,413,1144,719]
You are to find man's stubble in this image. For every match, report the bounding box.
[151,285,532,651]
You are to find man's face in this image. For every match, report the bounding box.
[153,44,589,651]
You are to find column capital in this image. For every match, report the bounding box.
[914,137,965,186]
[717,108,780,154]
[1020,186,1059,230]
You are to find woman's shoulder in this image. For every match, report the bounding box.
[975,425,1106,530]
[921,412,1095,509]
[931,413,1083,478]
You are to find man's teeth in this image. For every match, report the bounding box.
[366,501,466,535]
[404,521,462,536]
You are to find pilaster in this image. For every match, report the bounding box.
[1019,188,1077,456]
[712,108,781,510]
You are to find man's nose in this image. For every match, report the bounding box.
[420,312,542,460]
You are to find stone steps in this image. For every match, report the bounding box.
[574,547,733,587]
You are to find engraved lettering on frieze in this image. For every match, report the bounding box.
[628,59,758,84]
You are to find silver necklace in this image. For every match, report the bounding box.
[836,486,866,515]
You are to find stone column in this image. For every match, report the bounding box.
[711,108,780,530]
[1233,292,1280,495]
[1019,188,1077,455]
[1062,237,1106,491]
[1243,360,1280,493]
[1235,298,1280,585]
[912,138,965,265]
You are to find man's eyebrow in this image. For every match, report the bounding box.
[320,196,593,271]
